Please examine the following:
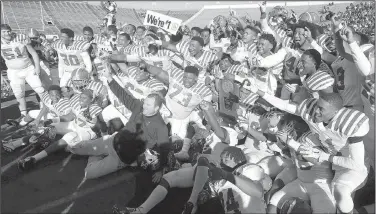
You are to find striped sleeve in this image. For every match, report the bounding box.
[55,98,72,116]
[69,94,81,111]
[39,91,52,105]
[240,93,259,109]
[246,43,258,56]
[73,40,90,51]
[176,40,190,56]
[305,70,334,92]
[192,83,212,101]
[281,36,293,48]
[133,46,148,57]
[89,104,103,118]
[316,34,331,52]
[168,67,184,81]
[328,108,369,137]
[297,98,317,121]
[127,66,139,79]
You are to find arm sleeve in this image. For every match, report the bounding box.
[332,142,366,170]
[262,93,298,115]
[108,79,142,112]
[256,48,287,68]
[348,42,373,76]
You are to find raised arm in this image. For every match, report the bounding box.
[200,101,227,141]
[144,63,170,85]
[340,27,373,76]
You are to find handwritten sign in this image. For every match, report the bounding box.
[143,10,182,35]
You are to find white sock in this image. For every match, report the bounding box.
[33,150,48,162]
[179,138,191,153]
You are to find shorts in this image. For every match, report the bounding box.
[52,121,97,147]
[167,110,204,139]
[7,65,44,98]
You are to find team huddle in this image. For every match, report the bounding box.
[0,1,374,214]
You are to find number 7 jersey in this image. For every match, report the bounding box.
[166,67,212,119]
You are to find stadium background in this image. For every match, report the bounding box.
[0,1,374,214]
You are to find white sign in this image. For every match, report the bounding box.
[143,10,182,35]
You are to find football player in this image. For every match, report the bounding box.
[1,24,45,125]
[158,36,218,83]
[113,100,266,214]
[2,85,71,152]
[251,86,370,214]
[341,26,375,168]
[18,88,103,170]
[46,28,92,87]
[267,131,336,214]
[143,64,212,160]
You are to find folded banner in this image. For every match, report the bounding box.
[143,10,182,35]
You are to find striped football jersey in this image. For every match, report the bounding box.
[1,34,33,70]
[176,39,218,81]
[48,40,90,73]
[39,91,72,117]
[69,93,103,128]
[297,98,369,162]
[166,67,212,119]
[302,70,335,93]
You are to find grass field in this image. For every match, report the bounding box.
[1,85,374,213]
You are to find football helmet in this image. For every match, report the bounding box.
[137,148,161,171]
[71,68,91,93]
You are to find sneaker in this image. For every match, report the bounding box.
[18,157,36,171]
[6,115,25,127]
[19,114,34,126]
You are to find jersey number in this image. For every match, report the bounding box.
[335,67,345,91]
[219,188,241,214]
[60,53,80,66]
[169,84,192,107]
[1,47,26,60]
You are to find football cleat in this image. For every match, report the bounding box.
[6,115,26,127]
[18,156,36,171]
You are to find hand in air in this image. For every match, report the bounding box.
[339,26,355,43]
[258,1,267,13]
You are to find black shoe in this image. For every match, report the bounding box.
[6,115,25,127]
[182,202,195,214]
[18,157,36,171]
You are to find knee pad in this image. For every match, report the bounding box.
[159,178,170,191]
[197,156,210,167]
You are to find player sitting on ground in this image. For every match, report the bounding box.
[2,85,71,152]
[252,85,370,214]
[143,63,212,161]
[18,89,103,170]
[1,24,46,126]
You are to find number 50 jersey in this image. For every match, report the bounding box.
[166,67,212,120]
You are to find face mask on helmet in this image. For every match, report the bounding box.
[72,79,90,93]
[137,149,160,171]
